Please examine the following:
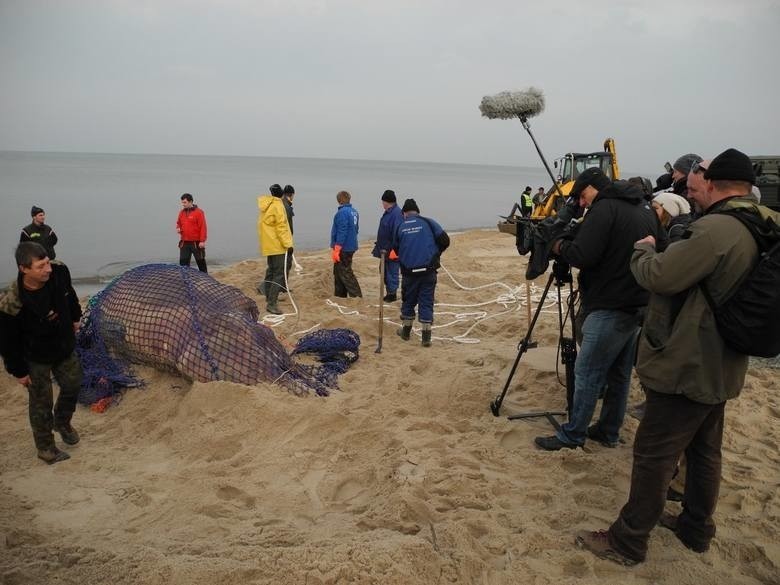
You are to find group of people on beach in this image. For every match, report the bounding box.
[527,147,777,567]
[254,184,449,347]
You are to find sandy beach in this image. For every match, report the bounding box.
[1,228,778,585]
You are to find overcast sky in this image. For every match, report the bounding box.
[1,0,779,171]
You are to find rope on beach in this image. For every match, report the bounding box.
[320,260,565,344]
[76,264,360,407]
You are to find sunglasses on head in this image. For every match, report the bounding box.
[691,161,708,174]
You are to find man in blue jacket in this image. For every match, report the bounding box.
[391,198,449,347]
[372,190,404,302]
[330,191,362,298]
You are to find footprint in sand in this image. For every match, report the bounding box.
[216,485,256,509]
[498,428,526,449]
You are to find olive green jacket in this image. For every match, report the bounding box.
[631,201,758,404]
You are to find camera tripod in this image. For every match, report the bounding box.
[490,259,578,431]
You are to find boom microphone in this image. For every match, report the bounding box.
[479,87,545,120]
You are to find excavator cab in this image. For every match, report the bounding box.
[530,138,619,219]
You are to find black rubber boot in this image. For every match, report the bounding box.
[397,319,412,341]
[421,325,432,347]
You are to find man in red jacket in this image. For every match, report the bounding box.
[176,193,208,273]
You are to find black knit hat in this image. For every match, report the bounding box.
[673,153,703,175]
[30,205,44,216]
[570,167,611,198]
[269,184,283,197]
[402,198,420,213]
[283,184,295,195]
[703,148,755,184]
[381,189,396,203]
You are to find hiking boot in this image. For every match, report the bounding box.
[53,422,80,445]
[383,292,397,303]
[628,401,646,421]
[266,304,282,315]
[534,435,579,451]
[657,512,709,553]
[37,446,71,465]
[587,424,618,448]
[575,530,640,566]
[397,325,411,341]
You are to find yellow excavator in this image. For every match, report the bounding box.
[498,138,619,235]
[531,138,620,219]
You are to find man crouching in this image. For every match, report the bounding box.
[0,242,83,464]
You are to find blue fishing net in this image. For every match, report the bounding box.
[76,264,359,404]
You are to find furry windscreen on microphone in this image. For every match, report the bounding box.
[479,87,545,120]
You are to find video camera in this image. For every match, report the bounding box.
[514,206,581,280]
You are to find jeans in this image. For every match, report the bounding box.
[401,270,437,323]
[608,389,725,561]
[557,309,639,446]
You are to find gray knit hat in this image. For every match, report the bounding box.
[673,153,703,175]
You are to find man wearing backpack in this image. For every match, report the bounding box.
[575,148,762,565]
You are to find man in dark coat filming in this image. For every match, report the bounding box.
[534,168,666,452]
[0,242,83,464]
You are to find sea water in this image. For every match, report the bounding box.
[0,151,552,291]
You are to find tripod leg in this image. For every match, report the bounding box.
[490,272,555,416]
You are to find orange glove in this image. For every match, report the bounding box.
[331,244,342,263]
[388,250,398,261]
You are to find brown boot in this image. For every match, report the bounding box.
[574,530,640,566]
[37,446,71,465]
[54,422,80,445]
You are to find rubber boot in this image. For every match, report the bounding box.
[266,304,282,315]
[397,319,412,341]
[421,324,432,347]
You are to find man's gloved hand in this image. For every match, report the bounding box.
[332,244,342,263]
[388,249,398,261]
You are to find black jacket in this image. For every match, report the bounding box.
[559,180,667,312]
[20,222,58,260]
[0,263,82,377]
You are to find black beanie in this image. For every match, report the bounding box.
[673,153,703,175]
[704,148,755,184]
[283,184,295,195]
[381,189,396,203]
[270,184,283,197]
[570,167,611,198]
[31,205,44,216]
[402,198,420,213]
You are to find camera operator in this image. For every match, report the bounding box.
[534,167,667,451]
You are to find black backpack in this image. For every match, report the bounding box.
[700,203,780,358]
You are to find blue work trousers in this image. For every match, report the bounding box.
[400,270,437,323]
